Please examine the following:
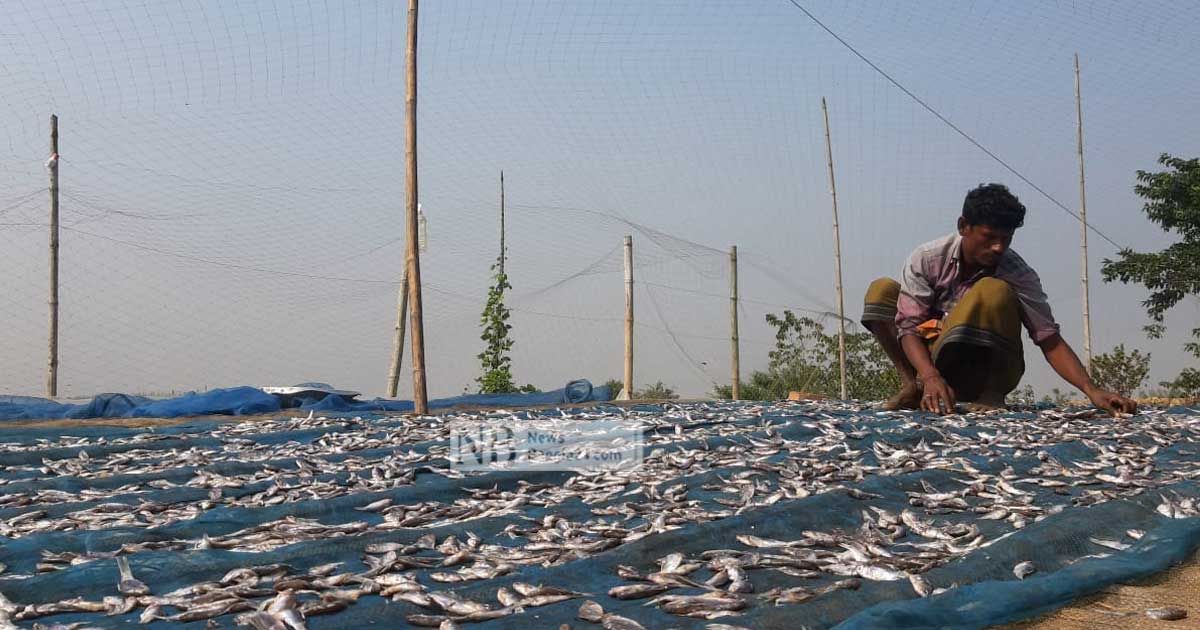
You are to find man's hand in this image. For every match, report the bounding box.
[920,372,956,414]
[1085,385,1138,416]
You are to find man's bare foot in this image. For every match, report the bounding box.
[883,381,921,410]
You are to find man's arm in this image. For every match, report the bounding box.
[1038,333,1137,416]
[900,334,955,413]
[895,245,957,412]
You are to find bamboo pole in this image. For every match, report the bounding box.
[404,0,428,413]
[621,235,633,401]
[1074,53,1093,374]
[730,245,740,400]
[385,265,408,398]
[499,170,506,275]
[821,97,848,401]
[47,114,59,398]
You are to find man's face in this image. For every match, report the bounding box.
[957,220,1014,269]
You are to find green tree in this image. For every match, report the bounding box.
[1101,154,1200,392]
[477,257,516,394]
[1160,371,1200,399]
[634,381,679,400]
[1089,344,1151,397]
[713,311,899,401]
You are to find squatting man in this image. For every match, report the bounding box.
[861,183,1137,416]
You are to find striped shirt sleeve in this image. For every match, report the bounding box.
[895,247,934,338]
[1002,255,1060,343]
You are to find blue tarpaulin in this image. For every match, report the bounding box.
[0,379,610,421]
[0,401,1196,629]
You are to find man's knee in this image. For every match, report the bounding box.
[865,277,901,303]
[862,277,900,329]
[969,277,1017,307]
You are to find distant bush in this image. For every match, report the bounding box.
[713,311,898,401]
[1090,344,1151,397]
[634,381,679,400]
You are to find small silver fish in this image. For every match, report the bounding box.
[1088,537,1131,551]
[1013,561,1036,580]
[355,498,393,513]
[116,556,149,596]
[608,584,671,600]
[768,586,814,605]
[908,573,932,597]
[578,600,604,622]
[600,613,647,630]
[1145,607,1187,621]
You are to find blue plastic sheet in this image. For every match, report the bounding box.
[0,380,610,421]
[0,402,1196,629]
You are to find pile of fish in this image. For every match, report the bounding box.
[0,401,1197,628]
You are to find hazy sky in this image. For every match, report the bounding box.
[0,1,1197,400]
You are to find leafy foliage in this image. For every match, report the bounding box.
[634,381,679,400]
[603,378,624,400]
[1089,344,1151,397]
[1160,369,1200,399]
[713,311,899,401]
[1040,388,1071,406]
[1100,153,1200,393]
[477,258,516,394]
[1006,384,1037,406]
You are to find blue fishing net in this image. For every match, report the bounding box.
[0,402,1196,629]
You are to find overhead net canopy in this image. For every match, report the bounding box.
[0,2,1197,400]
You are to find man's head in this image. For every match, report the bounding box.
[957,183,1025,269]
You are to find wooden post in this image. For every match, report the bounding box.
[821,97,848,401]
[499,170,506,275]
[1074,53,1093,374]
[404,0,428,413]
[385,266,408,398]
[730,245,740,400]
[620,235,634,401]
[47,114,59,398]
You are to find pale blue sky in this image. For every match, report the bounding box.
[0,1,1196,399]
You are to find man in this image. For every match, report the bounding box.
[861,183,1136,416]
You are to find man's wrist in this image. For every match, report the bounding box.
[917,370,942,382]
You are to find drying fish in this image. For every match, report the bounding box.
[735,535,794,549]
[651,592,747,615]
[600,613,646,630]
[1013,562,1036,580]
[765,586,815,605]
[578,600,605,622]
[608,584,672,600]
[1088,537,1131,551]
[355,498,393,512]
[115,557,149,596]
[3,400,1195,630]
[1145,607,1187,621]
[909,573,932,597]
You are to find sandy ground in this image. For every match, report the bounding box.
[1004,550,1199,629]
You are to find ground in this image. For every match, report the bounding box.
[1007,550,1199,628]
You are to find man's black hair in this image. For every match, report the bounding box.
[961,183,1026,230]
